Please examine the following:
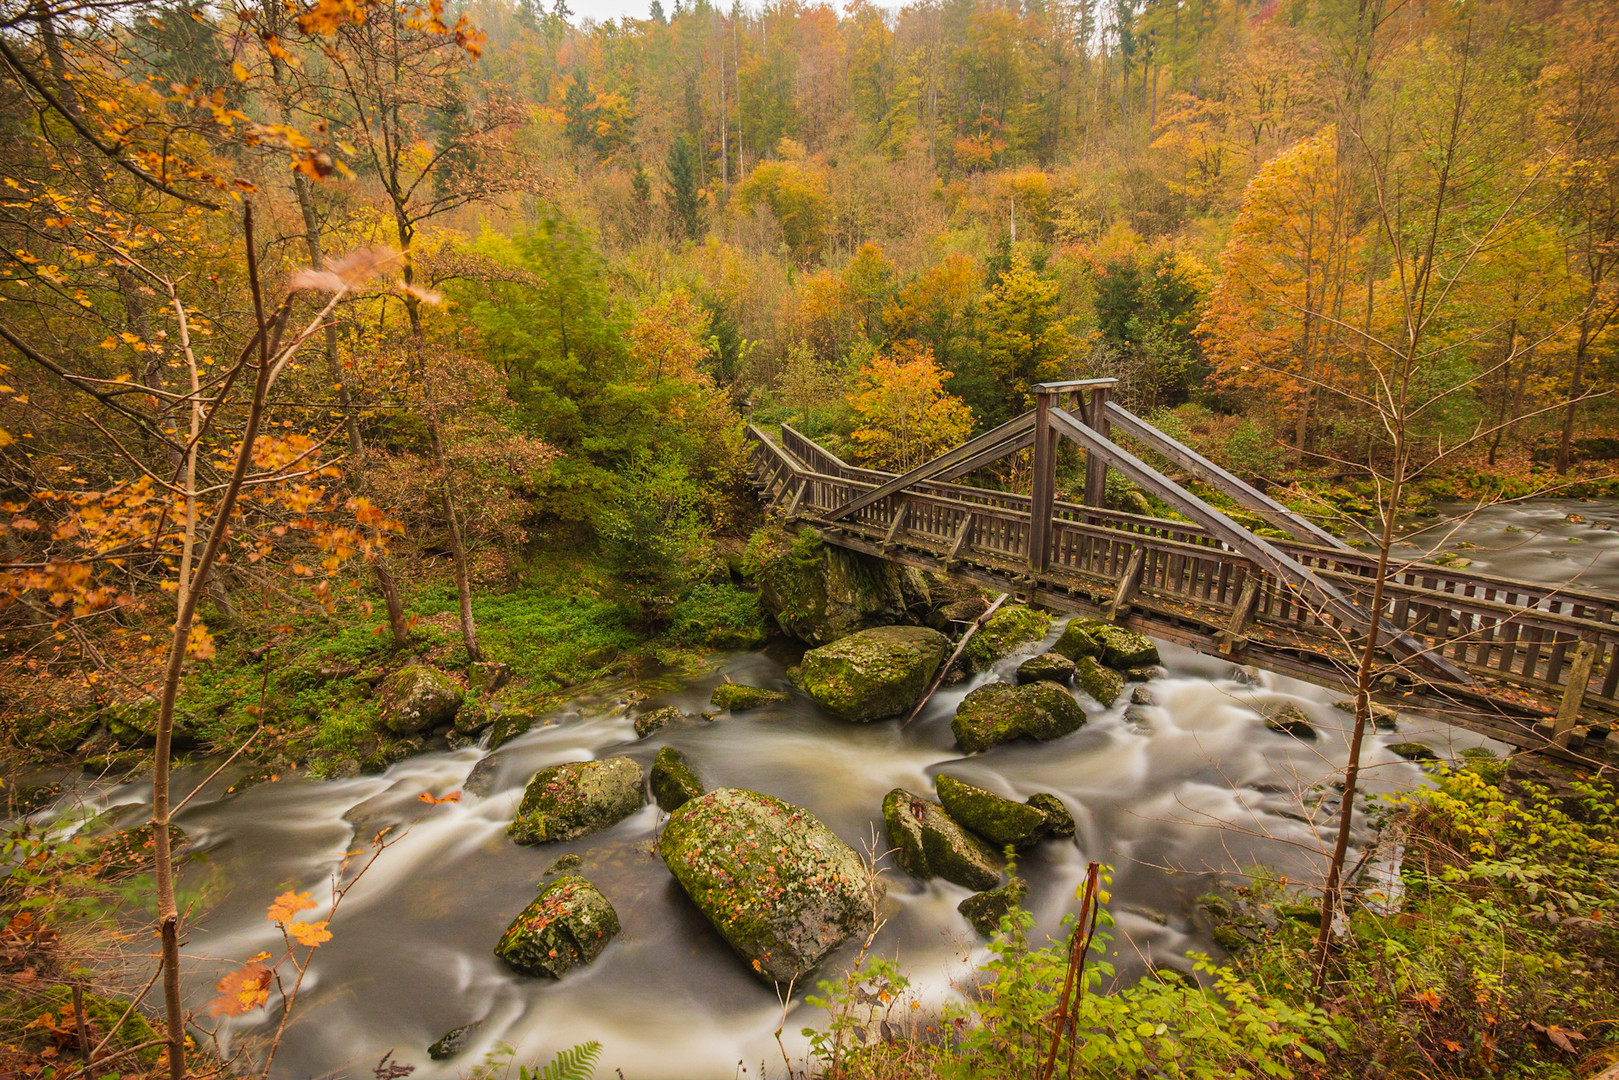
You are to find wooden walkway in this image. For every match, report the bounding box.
[747,381,1619,767]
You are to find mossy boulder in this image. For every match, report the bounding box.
[710,683,791,711]
[1388,741,1437,762]
[799,625,950,722]
[508,757,645,845]
[634,706,686,739]
[746,525,930,645]
[1026,793,1075,837]
[488,708,537,749]
[1092,626,1159,669]
[951,681,1087,753]
[650,746,705,812]
[882,788,1001,890]
[467,661,511,695]
[658,788,876,985]
[104,697,199,750]
[359,735,423,774]
[20,985,159,1066]
[1015,652,1075,686]
[1072,656,1124,707]
[380,666,463,735]
[1262,704,1317,740]
[963,606,1052,671]
[11,708,98,756]
[1277,902,1322,927]
[1051,619,1106,660]
[494,875,620,978]
[1333,699,1400,730]
[959,878,1027,936]
[935,775,1050,849]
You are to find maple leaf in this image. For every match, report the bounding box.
[418,791,461,805]
[267,891,318,923]
[287,919,332,947]
[208,962,271,1017]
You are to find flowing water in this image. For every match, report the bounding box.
[37,499,1619,1080]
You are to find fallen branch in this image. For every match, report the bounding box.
[902,593,1009,728]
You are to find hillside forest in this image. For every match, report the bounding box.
[3,0,1619,1074]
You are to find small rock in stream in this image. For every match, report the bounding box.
[650,746,705,812]
[710,683,791,711]
[494,875,620,978]
[428,1020,484,1060]
[959,878,1027,936]
[507,757,644,845]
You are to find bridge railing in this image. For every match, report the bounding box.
[747,424,1619,729]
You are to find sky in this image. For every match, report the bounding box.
[564,0,904,26]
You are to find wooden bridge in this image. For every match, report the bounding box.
[748,379,1619,766]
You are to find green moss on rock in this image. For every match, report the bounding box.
[508,757,645,845]
[935,775,1050,849]
[634,706,687,739]
[963,606,1052,671]
[428,1020,484,1061]
[1015,652,1075,686]
[488,708,536,749]
[1050,619,1106,660]
[710,683,791,711]
[1388,741,1437,762]
[1334,699,1400,730]
[882,788,1002,890]
[658,788,875,985]
[650,746,705,812]
[744,525,929,645]
[1262,704,1317,740]
[951,681,1087,753]
[494,875,620,978]
[1072,656,1124,706]
[1277,902,1322,926]
[1025,793,1075,837]
[1211,925,1250,952]
[1091,625,1159,669]
[958,878,1027,937]
[380,665,462,734]
[799,625,950,722]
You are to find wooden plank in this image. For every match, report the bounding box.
[784,477,808,520]
[1028,390,1056,572]
[821,412,1036,522]
[1219,576,1262,656]
[946,512,975,567]
[1105,401,1347,551]
[1082,386,1110,509]
[1544,639,1600,746]
[1108,548,1146,621]
[882,502,909,549]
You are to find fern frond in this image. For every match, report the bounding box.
[536,1040,602,1080]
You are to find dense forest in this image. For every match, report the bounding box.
[3,0,1619,1075]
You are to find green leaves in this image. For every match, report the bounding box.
[520,1040,602,1080]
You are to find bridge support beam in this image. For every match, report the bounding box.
[1028,389,1056,572]
[1083,384,1111,511]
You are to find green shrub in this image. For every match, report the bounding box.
[667,584,770,649]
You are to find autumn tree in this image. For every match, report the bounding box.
[848,341,973,470]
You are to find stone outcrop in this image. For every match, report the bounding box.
[710,683,791,711]
[934,775,1051,849]
[658,788,875,984]
[882,788,1001,890]
[746,525,931,645]
[959,879,1027,936]
[799,625,950,722]
[963,606,1052,671]
[650,746,704,811]
[1015,652,1075,685]
[380,666,463,735]
[494,875,620,977]
[1072,656,1124,707]
[634,706,686,739]
[951,681,1087,753]
[507,757,644,845]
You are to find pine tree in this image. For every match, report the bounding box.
[665,135,703,241]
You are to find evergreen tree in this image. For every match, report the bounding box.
[665,136,703,241]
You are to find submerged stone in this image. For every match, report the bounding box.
[544,853,583,876]
[428,1021,483,1060]
[659,788,875,985]
[1333,699,1400,730]
[634,706,686,739]
[710,683,790,711]
[650,746,705,812]
[882,788,1001,891]
[380,665,463,734]
[1387,741,1437,762]
[494,875,620,978]
[958,878,1027,937]
[964,606,1052,671]
[1025,793,1075,838]
[799,625,950,722]
[1016,652,1075,685]
[487,708,536,750]
[507,757,645,845]
[935,775,1050,849]
[1072,656,1124,707]
[1262,704,1317,740]
[951,681,1087,753]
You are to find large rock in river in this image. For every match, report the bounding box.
[508,757,644,845]
[659,788,876,985]
[1053,619,1159,670]
[650,746,704,811]
[963,606,1052,672]
[799,625,950,722]
[745,525,930,645]
[935,775,1050,849]
[882,788,1001,890]
[1073,656,1124,707]
[494,875,620,978]
[381,665,463,734]
[951,682,1087,753]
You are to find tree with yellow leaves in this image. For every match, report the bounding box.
[848,342,974,471]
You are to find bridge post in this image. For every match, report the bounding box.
[1028,388,1056,572]
[1083,383,1112,510]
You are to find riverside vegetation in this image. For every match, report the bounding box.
[4,0,1619,1073]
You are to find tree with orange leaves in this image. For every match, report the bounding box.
[848,342,974,471]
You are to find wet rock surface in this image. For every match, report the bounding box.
[508,757,645,845]
[882,788,1001,890]
[951,681,1087,753]
[650,746,705,812]
[799,625,949,722]
[934,775,1050,849]
[494,875,620,978]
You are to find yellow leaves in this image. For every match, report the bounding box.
[186,622,216,660]
[267,891,317,923]
[418,790,461,805]
[207,961,271,1017]
[232,61,251,82]
[287,920,332,947]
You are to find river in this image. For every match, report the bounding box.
[41,499,1619,1080]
